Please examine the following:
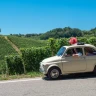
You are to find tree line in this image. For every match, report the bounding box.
[10,27,96,39]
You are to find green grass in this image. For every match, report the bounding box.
[0,36,18,67]
[0,72,43,80]
[8,36,47,48]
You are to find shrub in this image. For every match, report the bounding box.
[5,55,24,75]
[88,37,96,46]
[56,38,69,51]
[77,37,89,43]
[21,47,51,72]
[0,60,6,74]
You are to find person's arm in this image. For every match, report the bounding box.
[73,54,79,57]
[73,52,82,57]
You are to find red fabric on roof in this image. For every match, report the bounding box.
[69,37,77,45]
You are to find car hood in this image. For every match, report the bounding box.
[41,56,61,63]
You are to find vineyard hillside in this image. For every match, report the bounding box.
[8,36,47,48]
[0,36,18,71]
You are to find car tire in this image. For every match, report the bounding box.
[45,74,48,77]
[93,66,96,74]
[48,67,61,80]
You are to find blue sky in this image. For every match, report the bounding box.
[0,0,96,35]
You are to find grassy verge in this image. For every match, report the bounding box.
[0,72,43,81]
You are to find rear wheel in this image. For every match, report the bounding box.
[48,67,61,80]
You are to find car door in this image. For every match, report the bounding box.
[62,47,87,73]
[84,47,96,71]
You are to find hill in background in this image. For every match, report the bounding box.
[11,27,96,40]
[40,27,96,40]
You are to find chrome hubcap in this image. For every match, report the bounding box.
[50,69,59,79]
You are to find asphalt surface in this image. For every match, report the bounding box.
[0,73,96,96]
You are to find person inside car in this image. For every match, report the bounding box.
[84,47,94,56]
[72,48,82,57]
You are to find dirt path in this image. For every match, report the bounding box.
[4,36,21,54]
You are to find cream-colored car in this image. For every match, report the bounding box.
[40,43,96,79]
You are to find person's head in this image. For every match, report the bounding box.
[85,51,89,56]
[69,37,77,45]
[85,47,90,53]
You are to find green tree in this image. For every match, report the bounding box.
[48,38,56,56]
[90,28,96,36]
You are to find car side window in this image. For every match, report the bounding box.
[84,47,96,56]
[65,48,83,57]
[65,49,73,57]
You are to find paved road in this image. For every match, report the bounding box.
[0,73,96,96]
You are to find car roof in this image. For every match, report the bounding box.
[63,43,96,49]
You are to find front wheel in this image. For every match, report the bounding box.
[48,67,61,80]
[93,66,96,74]
[45,74,48,77]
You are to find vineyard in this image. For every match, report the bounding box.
[7,36,47,48]
[0,36,18,73]
[0,36,47,74]
[1,35,96,75]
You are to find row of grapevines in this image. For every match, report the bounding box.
[8,36,47,48]
[0,36,18,74]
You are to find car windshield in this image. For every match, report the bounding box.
[57,47,66,56]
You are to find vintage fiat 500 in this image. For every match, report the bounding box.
[40,43,96,79]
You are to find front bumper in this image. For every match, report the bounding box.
[39,64,46,74]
